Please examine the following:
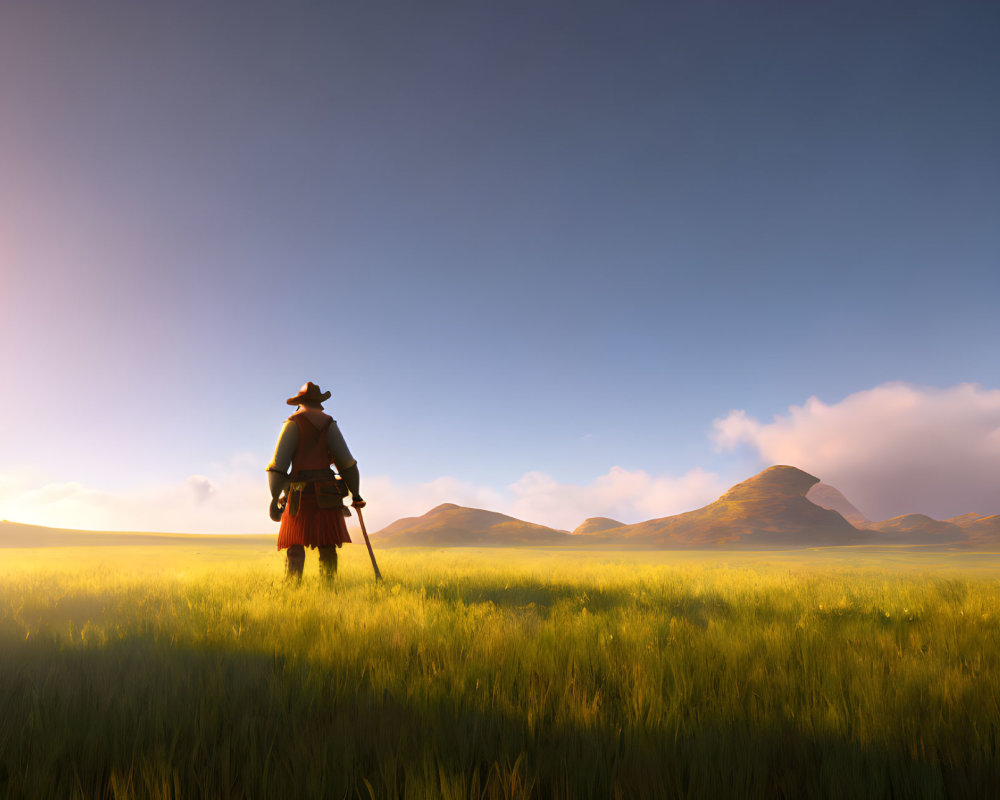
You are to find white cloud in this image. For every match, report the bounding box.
[0,464,727,536]
[0,467,511,536]
[187,475,217,504]
[355,475,505,532]
[712,382,1000,520]
[0,469,265,534]
[507,466,726,530]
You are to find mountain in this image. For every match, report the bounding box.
[864,511,1000,548]
[865,514,966,544]
[805,482,869,526]
[964,515,1000,547]
[607,465,867,547]
[374,467,873,549]
[373,503,572,546]
[572,517,625,535]
[946,512,986,528]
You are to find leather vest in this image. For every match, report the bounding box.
[289,409,333,475]
[285,409,350,517]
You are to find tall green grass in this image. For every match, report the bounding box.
[1,546,998,799]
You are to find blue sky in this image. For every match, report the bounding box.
[1,1,998,532]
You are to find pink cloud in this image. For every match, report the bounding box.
[508,466,727,530]
[713,382,1000,520]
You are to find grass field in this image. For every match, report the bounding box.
[1,544,999,799]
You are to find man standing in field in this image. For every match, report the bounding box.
[266,382,365,582]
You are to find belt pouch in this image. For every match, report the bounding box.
[315,480,348,509]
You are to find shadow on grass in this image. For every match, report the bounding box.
[417,579,800,631]
[421,579,640,614]
[0,630,992,800]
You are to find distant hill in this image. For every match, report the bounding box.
[373,503,572,546]
[946,513,986,528]
[806,483,869,527]
[601,466,867,548]
[865,514,966,544]
[572,517,625,535]
[0,520,271,548]
[373,467,868,549]
[963,515,1000,547]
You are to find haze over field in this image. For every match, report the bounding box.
[1,2,997,534]
[10,464,995,551]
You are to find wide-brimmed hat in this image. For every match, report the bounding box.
[286,381,331,406]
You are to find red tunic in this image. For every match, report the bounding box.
[276,411,352,550]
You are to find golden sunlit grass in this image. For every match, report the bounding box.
[1,545,999,799]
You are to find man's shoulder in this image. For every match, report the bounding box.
[288,408,334,429]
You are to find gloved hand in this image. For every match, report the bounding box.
[352,497,366,509]
[269,497,285,522]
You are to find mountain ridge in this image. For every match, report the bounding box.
[603,466,866,547]
[373,465,998,549]
[572,517,626,535]
[373,504,572,546]
[805,483,870,526]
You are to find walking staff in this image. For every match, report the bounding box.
[355,506,383,581]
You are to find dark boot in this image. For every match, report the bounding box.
[318,546,338,584]
[285,544,305,582]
